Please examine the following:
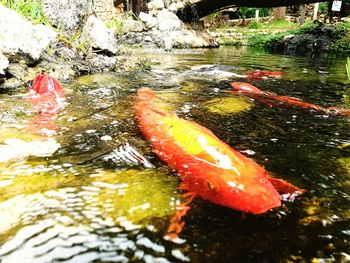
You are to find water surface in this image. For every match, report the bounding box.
[0,47,349,262]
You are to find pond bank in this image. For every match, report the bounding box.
[0,4,152,91]
[0,2,218,92]
[212,21,350,56]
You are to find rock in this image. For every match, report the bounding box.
[121,19,145,33]
[162,29,218,49]
[0,52,9,75]
[0,4,57,63]
[147,0,165,16]
[168,3,177,12]
[139,12,158,29]
[42,0,92,36]
[80,16,118,55]
[157,9,182,31]
[0,138,60,163]
[92,0,116,21]
[86,54,116,71]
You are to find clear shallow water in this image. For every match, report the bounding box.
[0,47,349,262]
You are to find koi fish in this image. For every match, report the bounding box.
[230,82,350,116]
[245,70,284,80]
[27,74,66,135]
[134,88,304,214]
[28,74,65,114]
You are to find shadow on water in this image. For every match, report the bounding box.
[0,47,349,262]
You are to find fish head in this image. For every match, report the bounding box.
[186,165,282,214]
[28,74,65,113]
[230,82,266,95]
[29,74,64,97]
[137,87,157,100]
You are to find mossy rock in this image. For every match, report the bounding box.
[203,96,253,115]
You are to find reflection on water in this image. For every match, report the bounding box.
[0,47,350,262]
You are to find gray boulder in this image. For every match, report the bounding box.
[139,12,158,29]
[156,9,182,31]
[121,19,145,33]
[42,0,92,36]
[80,16,118,55]
[0,52,9,75]
[0,4,57,63]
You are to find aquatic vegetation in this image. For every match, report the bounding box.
[203,96,253,114]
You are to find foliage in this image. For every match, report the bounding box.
[240,7,271,19]
[248,31,288,49]
[318,2,328,14]
[248,19,296,30]
[0,0,46,23]
[346,57,350,80]
[248,21,327,49]
[105,17,125,34]
[218,37,243,46]
[208,11,221,25]
[329,22,350,53]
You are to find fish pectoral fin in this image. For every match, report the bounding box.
[164,190,196,243]
[268,177,306,200]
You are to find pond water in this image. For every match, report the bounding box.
[0,47,349,263]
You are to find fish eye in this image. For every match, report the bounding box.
[206,179,217,192]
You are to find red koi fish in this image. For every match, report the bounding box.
[28,74,65,114]
[27,74,65,135]
[134,88,304,214]
[231,82,350,116]
[245,70,284,80]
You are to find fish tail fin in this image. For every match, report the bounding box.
[268,177,305,201]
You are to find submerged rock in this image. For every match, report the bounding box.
[204,97,253,115]
[0,138,60,163]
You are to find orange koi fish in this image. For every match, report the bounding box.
[27,74,65,135]
[134,88,304,218]
[231,82,350,116]
[245,70,284,80]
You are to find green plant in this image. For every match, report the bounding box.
[0,0,46,23]
[346,57,350,80]
[105,18,125,34]
[329,22,350,53]
[318,2,328,14]
[248,21,262,29]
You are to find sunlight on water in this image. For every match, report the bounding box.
[1,47,350,262]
